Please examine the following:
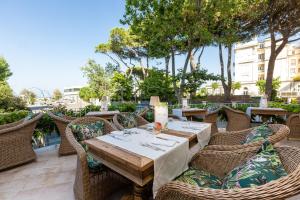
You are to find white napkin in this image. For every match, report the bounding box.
[151,138,176,147]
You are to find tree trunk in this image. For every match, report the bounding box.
[190,50,197,71]
[265,25,289,100]
[165,56,170,78]
[219,44,229,101]
[179,48,192,101]
[197,46,205,67]
[226,44,232,101]
[171,49,180,103]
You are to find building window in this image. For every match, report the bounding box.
[291,59,296,66]
[290,68,296,74]
[259,43,264,49]
[258,64,264,71]
[258,54,265,60]
[243,87,248,95]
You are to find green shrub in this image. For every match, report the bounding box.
[109,102,136,112]
[0,110,29,125]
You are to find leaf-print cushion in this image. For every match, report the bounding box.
[69,121,105,141]
[117,113,138,129]
[222,141,287,189]
[145,110,154,122]
[176,167,223,189]
[69,121,105,172]
[243,124,273,144]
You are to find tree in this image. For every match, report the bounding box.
[256,77,281,100]
[0,81,13,101]
[206,0,264,101]
[139,68,175,102]
[20,89,36,105]
[0,57,12,81]
[259,0,300,100]
[81,59,112,99]
[211,82,219,95]
[52,89,62,101]
[232,82,242,95]
[79,86,97,102]
[178,68,219,98]
[111,72,133,101]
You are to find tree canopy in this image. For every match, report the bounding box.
[0,57,12,81]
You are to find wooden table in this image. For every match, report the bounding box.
[85,129,198,200]
[173,108,207,121]
[247,107,288,123]
[85,111,120,120]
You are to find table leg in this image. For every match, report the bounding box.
[133,184,146,200]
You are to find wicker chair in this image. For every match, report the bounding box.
[48,111,77,156]
[203,109,220,135]
[113,112,149,130]
[0,112,43,171]
[223,106,251,131]
[156,145,300,200]
[286,114,300,140]
[205,124,289,151]
[66,117,130,200]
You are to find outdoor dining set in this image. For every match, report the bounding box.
[0,104,300,200]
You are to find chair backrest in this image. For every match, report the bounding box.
[223,106,251,131]
[65,117,117,200]
[113,112,149,130]
[286,114,300,139]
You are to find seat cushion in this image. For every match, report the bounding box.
[176,167,223,189]
[69,121,105,141]
[117,113,138,129]
[243,124,273,144]
[69,121,105,172]
[222,141,287,189]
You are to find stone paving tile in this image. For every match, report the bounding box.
[0,140,300,200]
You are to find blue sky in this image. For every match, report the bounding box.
[0,0,221,96]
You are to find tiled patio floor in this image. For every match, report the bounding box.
[0,140,300,200]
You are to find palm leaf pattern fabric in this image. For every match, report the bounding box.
[243,124,273,144]
[69,121,105,172]
[222,141,287,189]
[176,167,223,189]
[117,113,138,128]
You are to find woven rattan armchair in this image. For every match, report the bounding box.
[223,106,251,131]
[66,117,130,200]
[205,124,289,151]
[48,111,77,156]
[203,109,220,135]
[156,145,300,200]
[113,112,149,130]
[0,112,43,171]
[286,114,300,140]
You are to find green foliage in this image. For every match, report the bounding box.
[35,113,57,136]
[111,72,133,101]
[20,89,37,105]
[79,86,97,102]
[268,102,300,113]
[140,68,175,102]
[0,57,12,81]
[211,82,219,94]
[81,59,112,99]
[232,82,242,94]
[0,110,29,125]
[256,77,281,96]
[178,68,220,95]
[108,102,136,112]
[52,89,62,101]
[0,82,26,112]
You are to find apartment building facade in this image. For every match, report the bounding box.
[234,38,300,97]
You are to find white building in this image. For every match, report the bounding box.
[234,38,300,97]
[59,86,89,110]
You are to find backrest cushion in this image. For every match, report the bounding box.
[243,124,273,144]
[222,141,287,189]
[117,113,138,128]
[69,121,105,142]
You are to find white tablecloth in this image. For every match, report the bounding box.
[147,121,211,161]
[97,128,189,197]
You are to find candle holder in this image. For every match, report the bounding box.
[154,102,168,130]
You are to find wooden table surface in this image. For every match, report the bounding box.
[250,108,288,116]
[181,108,207,121]
[85,110,120,120]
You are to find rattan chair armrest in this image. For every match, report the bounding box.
[0,119,24,130]
[208,128,252,146]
